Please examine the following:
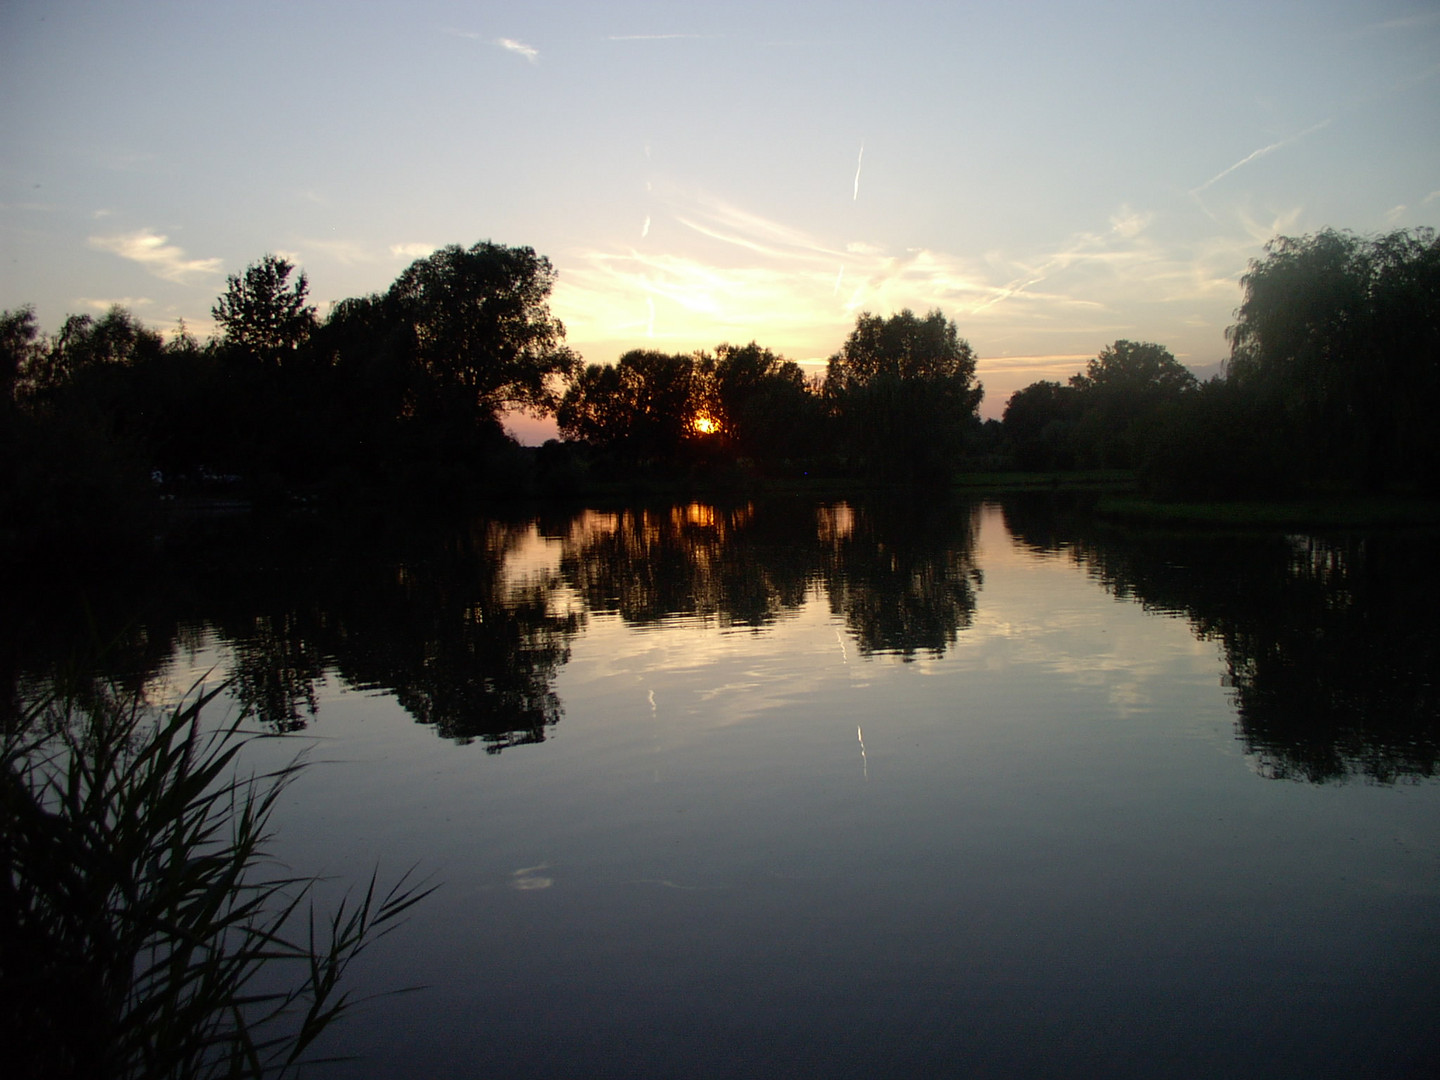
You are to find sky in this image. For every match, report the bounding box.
[3,1,1438,434]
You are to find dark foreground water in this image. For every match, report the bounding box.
[11,496,1440,1077]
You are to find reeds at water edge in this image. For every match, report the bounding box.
[1,680,434,1080]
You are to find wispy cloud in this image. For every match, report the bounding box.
[1190,119,1332,195]
[552,189,1254,390]
[89,229,223,283]
[391,242,437,259]
[77,296,152,312]
[496,37,538,63]
[1108,206,1152,239]
[1235,204,1305,245]
[978,353,1093,375]
[444,28,539,62]
[555,193,1044,359]
[605,33,710,41]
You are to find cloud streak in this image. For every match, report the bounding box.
[552,186,1260,407]
[551,190,1258,419]
[496,37,538,63]
[88,229,223,283]
[448,29,540,62]
[1191,119,1332,195]
[605,33,711,41]
[78,296,152,312]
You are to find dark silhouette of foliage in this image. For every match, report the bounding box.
[709,341,820,463]
[1,306,171,556]
[1001,380,1078,470]
[21,307,165,404]
[824,309,983,481]
[2,305,45,407]
[1069,339,1199,398]
[558,349,710,463]
[11,223,1440,527]
[385,242,578,423]
[558,342,823,479]
[1137,377,1286,500]
[2,683,433,1079]
[1067,340,1198,469]
[212,254,316,363]
[1226,227,1440,492]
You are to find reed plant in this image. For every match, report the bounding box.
[1,681,432,1079]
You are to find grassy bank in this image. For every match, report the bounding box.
[1094,494,1440,529]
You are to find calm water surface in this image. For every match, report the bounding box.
[14,497,1440,1078]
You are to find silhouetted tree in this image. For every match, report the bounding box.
[1226,227,1440,491]
[1067,340,1198,469]
[19,306,164,403]
[1002,380,1078,470]
[1,306,43,408]
[710,341,819,463]
[1,306,163,554]
[824,309,983,481]
[385,242,578,425]
[212,254,316,362]
[558,350,710,462]
[1070,339,1198,399]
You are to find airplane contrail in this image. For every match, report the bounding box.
[1191,119,1331,194]
[853,142,865,201]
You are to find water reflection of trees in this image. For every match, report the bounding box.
[1004,496,1440,783]
[553,498,983,660]
[6,497,989,750]
[319,521,579,749]
[555,502,818,628]
[820,499,982,659]
[4,514,582,752]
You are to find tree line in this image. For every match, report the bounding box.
[1002,228,1440,499]
[3,227,1437,554]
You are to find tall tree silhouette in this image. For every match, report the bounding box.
[212,254,316,363]
[824,309,983,481]
[1226,227,1440,491]
[385,242,578,426]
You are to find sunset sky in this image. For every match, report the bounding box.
[3,1,1437,431]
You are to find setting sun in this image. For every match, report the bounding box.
[691,412,720,436]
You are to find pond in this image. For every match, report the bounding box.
[10,495,1440,1078]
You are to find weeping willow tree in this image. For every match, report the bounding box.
[1225,227,1440,492]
